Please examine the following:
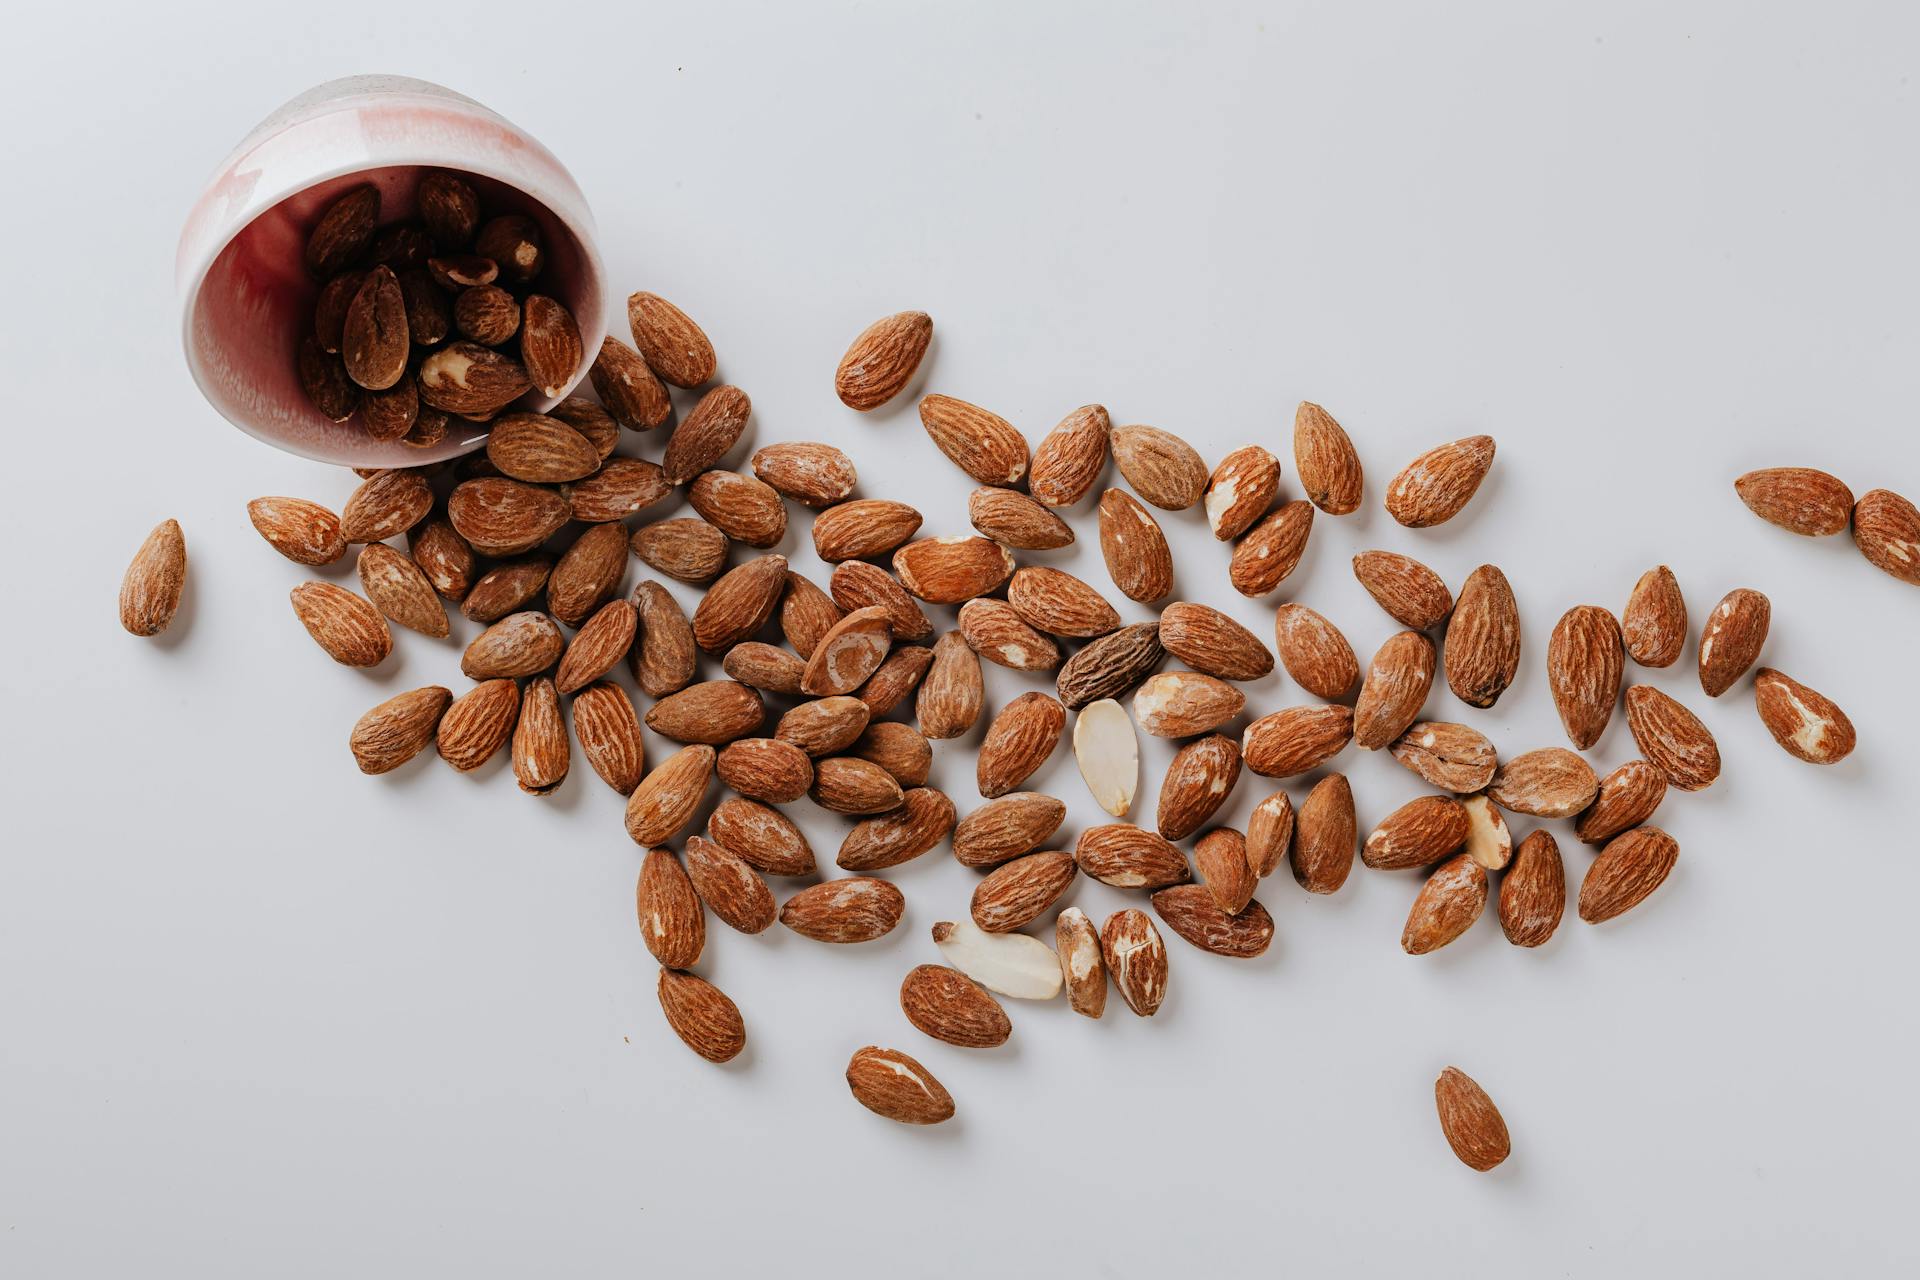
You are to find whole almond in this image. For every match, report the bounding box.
[520,295,583,398]
[856,644,935,717]
[396,270,448,346]
[1574,758,1669,844]
[341,266,409,391]
[1698,587,1770,697]
[297,336,358,421]
[314,271,363,352]
[1352,550,1453,630]
[589,336,671,430]
[1055,907,1107,1018]
[360,378,418,442]
[623,742,713,839]
[511,676,569,795]
[1075,823,1193,889]
[1150,885,1273,959]
[918,630,984,739]
[900,965,1011,1047]
[1625,685,1721,791]
[1444,565,1519,708]
[971,852,1077,933]
[663,385,751,484]
[1204,445,1280,540]
[1293,401,1363,515]
[1390,721,1497,793]
[555,600,637,694]
[1133,672,1246,739]
[1735,467,1855,537]
[753,441,858,508]
[1056,621,1165,709]
[1029,403,1111,507]
[1072,697,1138,818]
[436,679,520,771]
[692,554,788,652]
[1499,831,1564,948]
[560,457,670,525]
[812,499,923,563]
[852,721,932,787]
[976,692,1066,798]
[474,214,542,283]
[1272,603,1359,699]
[684,835,778,934]
[357,543,449,637]
[830,560,935,643]
[485,413,599,484]
[1547,605,1624,748]
[1229,500,1315,598]
[1852,488,1920,585]
[1385,435,1496,528]
[1579,826,1679,924]
[657,968,745,1064]
[1101,910,1168,1017]
[782,570,848,658]
[557,396,633,460]
[350,685,451,775]
[447,477,568,556]
[776,694,871,756]
[303,183,378,277]
[453,284,519,346]
[290,581,391,667]
[647,680,765,745]
[1158,602,1273,682]
[835,311,932,410]
[1435,1067,1511,1172]
[1246,790,1296,880]
[837,788,956,872]
[709,797,816,877]
[418,342,530,417]
[717,737,815,803]
[1242,704,1354,777]
[1193,827,1255,914]
[955,793,1066,868]
[119,519,187,637]
[1622,565,1687,667]
[573,682,648,795]
[918,394,1029,486]
[409,518,475,601]
[1006,566,1120,638]
[1111,425,1206,510]
[846,1046,954,1125]
[627,291,717,389]
[1156,734,1242,841]
[811,756,905,815]
[631,579,698,697]
[1753,668,1856,765]
[462,557,551,623]
[1364,795,1470,871]
[780,878,905,943]
[969,487,1074,550]
[342,470,433,544]
[1488,747,1598,819]
[249,498,345,566]
[1402,854,1487,955]
[723,641,806,695]
[462,610,563,679]
[1292,775,1354,893]
[893,536,1015,604]
[632,518,729,585]
[1353,630,1437,750]
[636,848,705,968]
[1097,487,1174,603]
[957,599,1060,672]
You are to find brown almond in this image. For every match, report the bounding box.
[1579,826,1679,924]
[969,487,1075,549]
[975,692,1066,798]
[1111,425,1207,510]
[1385,435,1496,528]
[716,737,814,803]
[555,600,637,693]
[357,543,449,638]
[1150,885,1273,958]
[1132,672,1246,738]
[627,291,717,389]
[1461,795,1513,871]
[632,518,729,585]
[893,536,1015,604]
[776,694,871,756]
[1056,621,1165,710]
[1075,823,1192,889]
[752,441,858,508]
[1100,910,1168,1017]
[417,342,530,417]
[473,214,541,283]
[1158,602,1273,682]
[1547,605,1624,748]
[1353,630,1437,750]
[1272,603,1359,698]
[1735,467,1855,537]
[359,377,418,442]
[663,384,751,484]
[313,271,363,353]
[918,631,985,739]
[485,413,598,483]
[435,679,520,771]
[657,968,745,1064]
[1246,791,1296,880]
[646,680,765,745]
[971,852,1077,933]
[248,497,345,566]
[689,470,787,548]
[812,499,924,563]
[1193,827,1255,914]
[811,756,905,815]
[829,560,935,643]
[1625,685,1721,791]
[453,284,519,345]
[1242,704,1354,777]
[723,641,806,695]
[1029,404,1112,507]
[1852,488,1920,585]
[1352,550,1453,630]
[303,183,378,278]
[396,269,449,346]
[462,610,563,679]
[1293,401,1363,515]
[624,743,715,842]
[1401,854,1487,955]
[1499,831,1564,947]
[1055,907,1108,1018]
[297,336,358,421]
[852,721,932,788]
[837,788,956,872]
[350,685,451,775]
[636,848,705,968]
[1488,748,1599,818]
[1435,1067,1511,1171]
[856,644,935,717]
[511,676,569,795]
[556,394,634,459]
[1444,565,1520,708]
[119,519,187,637]
[1753,668,1857,765]
[781,570,847,658]
[630,579,698,697]
[1002,572,1120,645]
[461,557,551,623]
[1364,795,1470,871]
[561,456,672,523]
[446,476,568,556]
[1698,587,1770,697]
[779,877,905,943]
[1389,721,1498,793]
[289,581,391,667]
[1574,759,1668,844]
[1622,565,1687,667]
[520,295,583,398]
[692,554,789,652]
[1097,487,1174,603]
[708,797,816,877]
[835,311,932,410]
[900,964,1011,1048]
[954,793,1066,868]
[1292,774,1355,893]
[409,518,474,601]
[846,1046,954,1124]
[1204,445,1280,540]
[1229,500,1315,598]
[1156,735,1242,841]
[573,682,648,795]
[918,393,1029,486]
[588,336,672,430]
[342,470,434,544]
[957,599,1061,672]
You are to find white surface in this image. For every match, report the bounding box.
[4,2,1918,1276]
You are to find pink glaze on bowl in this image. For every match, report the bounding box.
[177,75,608,468]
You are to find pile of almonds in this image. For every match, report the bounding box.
[122,215,1920,1165]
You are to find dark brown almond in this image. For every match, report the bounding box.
[1734,467,1855,537]
[1292,774,1355,894]
[341,268,409,396]
[351,685,451,775]
[709,797,816,877]
[511,676,569,795]
[297,336,358,420]
[303,182,377,278]
[1029,404,1111,507]
[1698,587,1770,697]
[632,517,729,585]
[918,630,984,740]
[955,793,1066,868]
[1353,630,1437,750]
[1401,854,1487,954]
[1444,565,1520,708]
[554,599,637,693]
[971,852,1077,933]
[1242,704,1354,777]
[837,788,956,872]
[474,214,542,283]
[1390,721,1498,793]
[1272,603,1359,699]
[1384,435,1496,528]
[975,692,1066,798]
[918,393,1029,486]
[812,499,923,562]
[636,848,705,968]
[1622,565,1687,667]
[969,487,1075,549]
[779,878,905,943]
[1158,602,1273,682]
[657,968,745,1063]
[1753,668,1857,765]
[436,679,520,771]
[1574,759,1669,844]
[461,557,551,623]
[446,477,568,556]
[1097,487,1174,603]
[1625,685,1721,791]
[1075,823,1192,889]
[664,384,751,484]
[357,543,449,637]
[589,336,671,430]
[574,682,648,795]
[453,284,518,345]
[752,441,858,508]
[630,579,698,697]
[428,253,498,290]
[1293,401,1363,515]
[1548,605,1624,749]
[418,342,530,416]
[397,269,450,345]
[359,377,418,441]
[462,610,564,679]
[520,295,583,397]
[1499,831,1564,947]
[1228,500,1314,598]
[341,470,433,543]
[1056,620,1165,710]
[627,291,717,389]
[716,737,814,803]
[1579,826,1679,924]
[830,561,935,642]
[1363,795,1470,871]
[1150,885,1273,958]
[289,581,392,667]
[646,680,765,745]
[248,497,345,566]
[835,311,932,410]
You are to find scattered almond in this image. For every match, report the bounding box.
[970,487,1074,550]
[893,536,1015,603]
[1193,827,1255,914]
[1435,1067,1510,1172]
[1622,565,1687,668]
[1352,550,1453,630]
[1443,565,1519,708]
[1698,587,1770,697]
[1072,698,1139,817]
[1075,823,1192,889]
[779,877,905,943]
[976,692,1066,798]
[435,679,519,771]
[716,737,814,804]
[120,519,187,637]
[1272,603,1359,699]
[1097,488,1174,603]
[248,498,344,566]
[1385,435,1496,528]
[957,599,1061,672]
[624,743,714,841]
[918,630,985,739]
[1101,910,1168,1017]
[1401,854,1487,955]
[1155,734,1242,842]
[1293,401,1363,515]
[1364,795,1469,871]
[1242,704,1354,777]
[900,964,1012,1047]
[684,835,777,935]
[657,968,745,1064]
[510,676,569,795]
[1498,831,1564,948]
[838,788,956,872]
[1734,466,1854,537]
[835,311,932,411]
[1228,500,1314,598]
[1028,404,1112,507]
[1132,671,1246,738]
[1111,424,1207,510]
[1574,759,1668,844]
[1246,790,1296,880]
[290,581,392,667]
[1547,605,1624,749]
[954,792,1066,868]
[1353,630,1436,750]
[636,847,705,967]
[1487,748,1599,819]
[846,1046,955,1125]
[1389,721,1497,793]
[709,796,816,877]
[1005,566,1120,639]
[1753,668,1856,765]
[971,851,1077,933]
[1151,885,1273,958]
[1625,685,1721,791]
[350,686,451,775]
[573,682,648,795]
[932,918,1063,1000]
[918,393,1029,486]
[753,441,858,508]
[1579,826,1679,924]
[1204,445,1280,540]
[1056,621,1165,710]
[1055,907,1107,1018]
[627,291,717,389]
[1852,488,1920,586]
[1159,602,1273,682]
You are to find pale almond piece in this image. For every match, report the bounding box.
[521,296,583,399]
[1097,488,1174,603]
[689,470,787,549]
[932,919,1062,1000]
[630,580,697,698]
[1075,823,1193,889]
[1292,775,1354,893]
[969,487,1074,550]
[561,456,673,523]
[692,554,789,652]
[627,291,716,389]
[835,311,932,410]
[1353,630,1436,750]
[1460,794,1512,870]
[829,560,935,643]
[852,721,933,788]
[1698,587,1770,697]
[1363,795,1470,871]
[1229,500,1314,598]
[1435,1067,1511,1171]
[1056,621,1165,710]
[409,518,474,602]
[781,570,846,659]
[1246,791,1295,880]
[918,393,1029,486]
[1444,565,1519,708]
[624,743,714,842]
[810,756,905,815]
[511,676,569,795]
[248,498,344,566]
[572,682,647,795]
[663,385,751,484]
[1132,672,1246,738]
[1005,566,1120,639]
[709,797,815,877]
[957,599,1061,672]
[589,336,671,430]
[1389,721,1498,793]
[893,536,1015,604]
[1242,704,1354,777]
[971,851,1077,933]
[1293,401,1362,515]
[342,470,433,544]
[1852,488,1920,585]
[837,788,955,872]
[351,686,451,775]
[1055,907,1107,1018]
[753,441,858,508]
[900,965,1011,1047]
[548,521,629,626]
[1385,435,1496,528]
[1622,566,1687,668]
[636,848,704,969]
[435,679,519,771]
[1548,605,1624,749]
[290,581,391,667]
[462,610,563,679]
[1753,668,1857,765]
[446,476,567,556]
[1028,404,1111,507]
[1272,603,1359,699]
[647,680,765,745]
[357,543,449,638]
[846,1046,954,1124]
[776,694,870,757]
[1352,550,1453,630]
[1574,759,1668,844]
[1150,884,1273,958]
[1156,734,1242,842]
[1402,854,1487,955]
[1499,831,1564,948]
[722,640,806,696]
[120,519,186,637]
[633,518,729,585]
[976,692,1066,798]
[1580,826,1679,924]
[1625,685,1721,791]
[955,793,1066,868]
[918,631,984,740]
[1194,827,1255,914]
[1734,467,1855,537]
[779,877,905,943]
[716,737,814,803]
[1204,445,1280,540]
[802,605,895,695]
[657,968,745,1064]
[418,342,530,417]
[1072,699,1139,818]
[1487,748,1599,819]
[1111,425,1206,510]
[812,499,923,563]
[485,413,598,483]
[462,558,551,623]
[1100,910,1168,1017]
[856,644,934,717]
[1158,602,1273,682]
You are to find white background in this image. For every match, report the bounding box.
[3,2,1917,1275]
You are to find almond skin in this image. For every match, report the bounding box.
[624,743,714,842]
[452,282,522,347]
[716,737,814,804]
[1150,885,1273,958]
[1097,488,1174,603]
[248,498,345,566]
[856,644,935,718]
[954,793,1066,868]
[418,172,478,246]
[1029,404,1112,507]
[342,470,433,544]
[1625,685,1721,791]
[356,543,449,638]
[1753,668,1857,765]
[663,385,752,484]
[1292,775,1354,893]
[119,519,187,637]
[1352,550,1453,630]
[410,518,475,601]
[1443,565,1520,708]
[969,487,1074,550]
[631,580,698,697]
[851,720,932,787]
[1579,826,1679,924]
[446,477,568,557]
[837,788,956,872]
[900,964,1012,1047]
[1385,435,1496,528]
[1548,606,1625,749]
[1574,759,1669,844]
[304,183,378,277]
[1698,587,1770,697]
[1353,631,1437,750]
[1056,621,1165,710]
[631,518,729,585]
[1055,907,1108,1018]
[486,413,599,484]
[436,679,520,772]
[555,600,638,694]
[462,558,552,624]
[548,521,630,626]
[1293,401,1363,515]
[1246,791,1296,880]
[776,694,871,757]
[1487,748,1599,819]
[835,311,932,410]
[1075,823,1193,889]
[627,291,717,389]
[341,265,409,391]
[683,835,776,935]
[1435,1067,1510,1172]
[561,456,673,523]
[1193,827,1255,915]
[290,581,392,667]
[957,599,1061,672]
[1132,672,1246,739]
[657,968,745,1063]
[1111,425,1207,510]
[1401,854,1487,955]
[830,561,935,643]
[752,441,858,508]
[297,336,357,420]
[971,852,1077,933]
[573,682,648,795]
[1204,445,1280,540]
[1622,565,1687,668]
[511,677,569,795]
[1101,910,1168,1017]
[350,686,451,775]
[779,878,905,943]
[636,848,705,968]
[976,692,1066,798]
[1155,734,1242,842]
[647,680,765,745]
[1242,704,1354,777]
[1363,795,1470,871]
[462,611,564,679]
[1229,500,1314,598]
[1852,488,1920,585]
[782,570,848,659]
[521,295,584,399]
[548,398,620,461]
[692,554,789,653]
[812,499,923,562]
[589,336,672,430]
[708,797,816,877]
[893,536,1016,604]
[918,631,984,740]
[418,342,530,417]
[846,1046,954,1124]
[1159,602,1274,682]
[810,757,905,815]
[1735,467,1855,537]
[1390,721,1497,793]
[1272,604,1359,699]
[1499,831,1564,947]
[918,393,1029,486]
[1005,566,1120,639]
[687,471,789,549]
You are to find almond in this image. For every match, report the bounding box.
[396,270,449,346]
[547,395,623,458]
[1547,605,1624,748]
[636,848,705,968]
[1293,401,1363,515]
[1487,748,1598,818]
[1097,487,1174,603]
[781,570,846,659]
[1242,704,1354,777]
[1574,759,1668,844]
[547,521,629,625]
[663,385,751,484]
[932,919,1063,1000]
[829,560,935,643]
[1385,435,1496,528]
[632,517,729,585]
[1579,826,1679,924]
[1246,790,1296,880]
[709,797,816,877]
[1075,823,1192,889]
[1352,550,1453,630]
[647,680,765,745]
[474,214,542,283]
[657,968,745,1064]
[1698,587,1770,697]
[119,519,187,637]
[360,377,418,442]
[893,536,1015,604]
[801,605,895,695]
[303,183,378,277]
[811,756,905,815]
[1498,831,1564,948]
[779,877,905,943]
[1460,794,1512,870]
[1204,445,1280,540]
[1435,1067,1510,1172]
[684,835,776,934]
[969,487,1074,550]
[753,441,858,508]
[918,393,1029,486]
[552,601,636,694]
[976,692,1066,798]
[630,579,698,697]
[716,737,814,803]
[776,694,871,756]
[350,686,451,775]
[957,599,1061,672]
[342,470,434,544]
[846,1046,954,1125]
[1363,795,1470,871]
[1622,565,1687,668]
[690,469,788,548]
[1390,721,1497,793]
[1852,488,1920,585]
[418,342,530,417]
[357,543,449,637]
[1005,566,1120,639]
[436,679,520,771]
[1029,404,1111,507]
[1625,685,1721,791]
[1100,910,1168,1017]
[918,630,985,739]
[1111,425,1206,510]
[834,311,932,410]
[692,554,788,652]
[561,456,672,523]
[837,788,956,872]
[453,284,519,346]
[461,557,551,623]
[1156,734,1242,841]
[314,271,363,352]
[520,295,583,398]
[410,518,475,601]
[1292,775,1354,893]
[856,644,935,717]
[624,742,713,840]
[1271,603,1359,698]
[446,476,568,556]
[462,610,563,679]
[1734,467,1855,537]
[954,793,1066,868]
[297,336,358,420]
[510,676,569,795]
[723,641,806,695]
[971,851,1077,933]
[812,499,924,563]
[1353,630,1436,750]
[1158,602,1273,681]
[290,581,391,667]
[248,498,345,566]
[1443,565,1519,708]
[1056,620,1165,710]
[572,682,647,794]
[1229,500,1315,598]
[1150,885,1273,958]
[1072,698,1138,817]
[627,291,717,389]
[1753,668,1856,765]
[1055,907,1107,1018]
[588,336,671,430]
[485,413,599,483]
[1193,827,1255,914]
[900,965,1011,1047]
[1132,672,1246,738]
[1401,854,1487,955]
